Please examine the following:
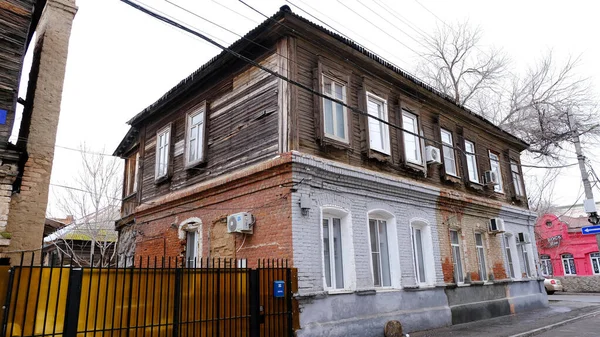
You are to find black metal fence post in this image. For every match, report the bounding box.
[249,269,260,337]
[63,268,84,336]
[172,267,182,337]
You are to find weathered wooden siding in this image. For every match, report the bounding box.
[139,53,280,203]
[0,0,36,146]
[293,37,526,205]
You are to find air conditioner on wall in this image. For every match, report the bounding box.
[517,232,530,244]
[425,146,442,165]
[488,218,505,233]
[227,212,255,234]
[483,171,498,185]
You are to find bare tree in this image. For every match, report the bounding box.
[418,22,600,161]
[417,20,508,108]
[499,53,600,160]
[46,145,122,267]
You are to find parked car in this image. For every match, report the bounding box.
[544,277,563,295]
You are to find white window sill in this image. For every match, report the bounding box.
[370,147,391,156]
[456,283,470,287]
[373,287,401,293]
[326,289,354,295]
[324,134,350,144]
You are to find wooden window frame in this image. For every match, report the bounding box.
[488,150,504,194]
[184,101,208,169]
[464,139,480,184]
[313,60,352,149]
[475,232,487,281]
[399,104,425,170]
[124,152,139,197]
[440,128,459,178]
[155,123,172,183]
[365,92,391,155]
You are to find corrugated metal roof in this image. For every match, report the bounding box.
[118,5,528,152]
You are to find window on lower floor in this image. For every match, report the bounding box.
[562,253,576,275]
[450,230,464,283]
[475,233,487,281]
[411,220,434,286]
[369,219,391,287]
[540,255,553,276]
[322,208,353,290]
[591,253,600,275]
[504,234,515,278]
[519,243,531,277]
[186,231,198,268]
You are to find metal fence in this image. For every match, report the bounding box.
[0,253,297,337]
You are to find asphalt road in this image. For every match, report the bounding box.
[535,312,600,337]
[548,293,600,303]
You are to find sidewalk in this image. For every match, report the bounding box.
[409,302,600,337]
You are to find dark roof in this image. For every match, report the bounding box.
[116,5,528,154]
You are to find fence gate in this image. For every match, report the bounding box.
[0,255,296,337]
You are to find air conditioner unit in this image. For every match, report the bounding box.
[517,232,531,244]
[425,146,442,165]
[489,218,505,233]
[483,171,498,185]
[227,212,255,234]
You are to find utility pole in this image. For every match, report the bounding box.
[568,113,600,248]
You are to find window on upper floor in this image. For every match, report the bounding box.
[322,75,348,143]
[440,129,457,176]
[366,93,390,155]
[475,232,487,281]
[511,160,525,197]
[562,253,576,275]
[464,140,479,183]
[185,103,207,167]
[402,110,421,165]
[155,125,171,181]
[489,151,503,193]
[124,152,138,196]
[540,255,553,276]
[591,253,600,275]
[450,230,464,283]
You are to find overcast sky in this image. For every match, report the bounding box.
[39,0,600,217]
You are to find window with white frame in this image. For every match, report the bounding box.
[186,105,206,166]
[504,234,515,278]
[475,233,487,281]
[440,129,457,176]
[541,255,553,276]
[322,209,354,290]
[155,126,171,180]
[562,253,576,275]
[125,152,139,196]
[402,110,421,164]
[450,230,464,283]
[511,160,525,197]
[591,253,600,275]
[369,219,391,287]
[464,140,479,183]
[519,243,531,277]
[366,93,390,154]
[322,75,348,142]
[186,230,198,267]
[489,151,503,193]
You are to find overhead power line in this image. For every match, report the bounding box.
[119,0,577,171]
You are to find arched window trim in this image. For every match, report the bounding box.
[366,209,401,289]
[320,206,356,292]
[178,217,203,267]
[409,218,436,286]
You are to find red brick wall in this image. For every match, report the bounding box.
[131,162,293,268]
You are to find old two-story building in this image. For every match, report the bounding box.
[114,6,545,336]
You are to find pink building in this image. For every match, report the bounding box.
[536,213,600,277]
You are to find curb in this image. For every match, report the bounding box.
[509,309,600,337]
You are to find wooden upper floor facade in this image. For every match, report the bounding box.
[114,6,529,222]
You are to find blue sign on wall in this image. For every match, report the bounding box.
[582,225,600,235]
[274,281,285,298]
[0,110,6,125]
